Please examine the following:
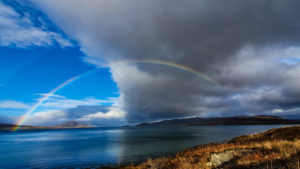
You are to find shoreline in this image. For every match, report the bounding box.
[1,123,299,131]
[97,126,300,169]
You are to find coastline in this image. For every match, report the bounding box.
[99,126,300,169]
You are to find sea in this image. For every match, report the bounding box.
[0,125,296,169]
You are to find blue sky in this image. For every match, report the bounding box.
[0,0,121,126]
[0,46,119,114]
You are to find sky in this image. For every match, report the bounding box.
[1,0,300,126]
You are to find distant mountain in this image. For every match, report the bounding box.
[51,121,90,128]
[0,121,91,130]
[0,123,18,130]
[137,115,300,126]
[0,123,16,128]
[0,123,35,130]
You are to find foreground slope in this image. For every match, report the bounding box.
[118,126,300,169]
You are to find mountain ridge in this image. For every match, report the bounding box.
[136,115,300,126]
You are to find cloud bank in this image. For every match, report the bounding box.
[22,95,126,126]
[31,0,300,122]
[24,105,126,126]
[0,1,71,48]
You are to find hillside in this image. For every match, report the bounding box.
[137,115,300,126]
[117,126,300,169]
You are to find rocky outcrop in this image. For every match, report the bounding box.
[210,150,235,167]
[209,149,252,168]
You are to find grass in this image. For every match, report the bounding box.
[102,126,300,169]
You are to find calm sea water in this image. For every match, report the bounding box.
[0,125,295,169]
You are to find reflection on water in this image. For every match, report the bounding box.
[0,125,295,169]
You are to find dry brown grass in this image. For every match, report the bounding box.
[124,140,300,169]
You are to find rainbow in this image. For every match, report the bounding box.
[11,70,99,131]
[12,59,217,131]
[112,59,217,85]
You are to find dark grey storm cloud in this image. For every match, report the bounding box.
[32,0,300,122]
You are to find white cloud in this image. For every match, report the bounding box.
[24,110,66,126]
[40,96,117,110]
[218,45,300,86]
[0,100,30,109]
[19,95,126,126]
[76,94,127,125]
[23,106,126,126]
[272,109,284,113]
[0,2,72,48]
[78,107,126,121]
[23,102,126,126]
